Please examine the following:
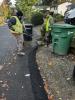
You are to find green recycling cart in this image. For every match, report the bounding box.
[51,24,75,55]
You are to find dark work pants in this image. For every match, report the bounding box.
[44,31,52,47]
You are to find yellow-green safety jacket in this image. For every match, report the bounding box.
[10,16,23,34]
[45,15,53,32]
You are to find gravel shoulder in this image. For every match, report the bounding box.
[36,45,75,100]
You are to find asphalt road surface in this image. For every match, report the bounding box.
[0,25,48,100]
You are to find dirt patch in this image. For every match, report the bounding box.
[36,46,75,100]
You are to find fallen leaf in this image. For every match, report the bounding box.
[56,91,60,94]
[6,88,9,91]
[13,56,16,60]
[14,73,16,75]
[66,78,70,81]
[1,81,9,88]
[12,54,15,56]
[24,74,30,77]
[4,81,7,83]
[44,81,49,93]
[0,81,3,83]
[8,63,11,65]
[43,79,46,82]
[2,84,8,88]
[72,57,74,59]
[7,72,11,75]
[59,98,62,100]
[39,85,42,87]
[48,62,52,66]
[3,63,5,65]
[48,95,54,100]
[22,86,24,89]
[0,65,4,70]
[0,97,6,100]
[38,67,40,70]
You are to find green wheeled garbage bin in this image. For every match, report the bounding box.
[51,24,75,55]
[51,24,75,36]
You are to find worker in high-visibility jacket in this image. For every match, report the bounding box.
[8,10,25,55]
[44,12,54,47]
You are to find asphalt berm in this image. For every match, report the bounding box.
[0,25,48,100]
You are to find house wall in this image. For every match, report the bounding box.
[59,0,75,4]
[58,2,72,16]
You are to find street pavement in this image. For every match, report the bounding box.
[0,25,48,100]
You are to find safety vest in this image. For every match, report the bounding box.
[45,15,53,32]
[11,16,23,34]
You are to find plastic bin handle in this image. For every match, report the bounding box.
[68,31,73,35]
[61,36,67,38]
[53,42,57,44]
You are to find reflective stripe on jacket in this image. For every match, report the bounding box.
[45,15,53,32]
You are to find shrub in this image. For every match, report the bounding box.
[54,14,64,22]
[31,12,44,26]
